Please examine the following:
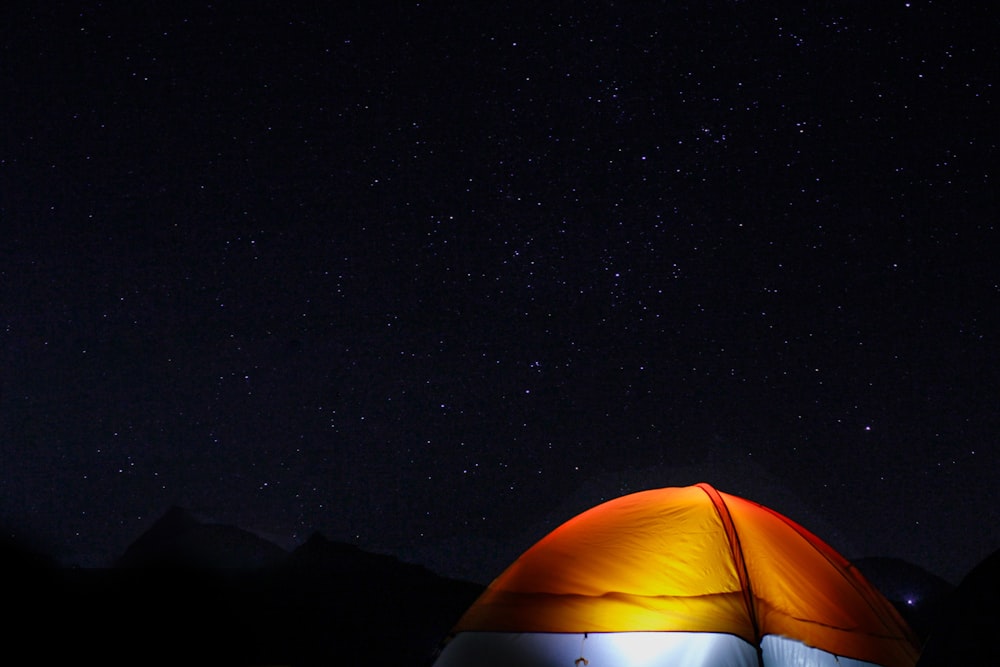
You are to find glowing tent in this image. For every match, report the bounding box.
[432,483,921,667]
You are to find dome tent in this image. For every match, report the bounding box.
[431,483,920,667]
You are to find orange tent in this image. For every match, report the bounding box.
[432,483,921,667]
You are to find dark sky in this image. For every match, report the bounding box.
[1,1,996,586]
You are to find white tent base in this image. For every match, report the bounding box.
[432,631,885,667]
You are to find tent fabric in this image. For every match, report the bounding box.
[435,483,920,667]
[433,631,760,667]
[431,632,890,667]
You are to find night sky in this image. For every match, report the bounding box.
[1,1,996,587]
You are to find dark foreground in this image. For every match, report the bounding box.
[5,537,482,666]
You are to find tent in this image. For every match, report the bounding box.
[432,483,921,667]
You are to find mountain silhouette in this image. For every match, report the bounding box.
[4,507,482,665]
[917,548,1000,666]
[853,556,956,642]
[114,505,288,569]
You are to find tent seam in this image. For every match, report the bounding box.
[696,482,765,667]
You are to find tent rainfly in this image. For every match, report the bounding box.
[432,483,921,667]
